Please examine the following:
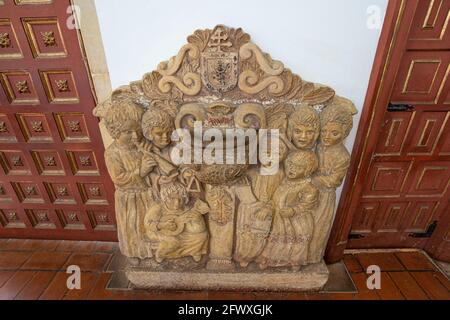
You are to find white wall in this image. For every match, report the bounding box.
[94,0,388,201]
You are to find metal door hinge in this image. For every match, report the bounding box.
[409,221,438,238]
[387,103,415,112]
[349,233,366,240]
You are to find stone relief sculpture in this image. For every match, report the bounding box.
[145,182,209,263]
[94,25,357,291]
[102,98,153,264]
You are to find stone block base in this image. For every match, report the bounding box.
[126,262,329,292]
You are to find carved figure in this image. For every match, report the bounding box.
[144,182,209,262]
[257,150,319,270]
[287,105,320,151]
[234,139,289,267]
[309,99,357,263]
[103,99,154,264]
[140,107,178,198]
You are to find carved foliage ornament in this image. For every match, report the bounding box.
[0,32,11,48]
[55,79,69,92]
[41,31,56,47]
[0,121,8,133]
[16,81,30,94]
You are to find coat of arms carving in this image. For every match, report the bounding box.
[201,25,239,93]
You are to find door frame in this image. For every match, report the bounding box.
[325,0,421,263]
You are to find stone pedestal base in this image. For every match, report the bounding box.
[126,262,329,292]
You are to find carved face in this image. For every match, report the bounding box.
[285,158,306,180]
[291,124,319,150]
[321,122,345,147]
[117,120,142,146]
[148,126,172,149]
[165,196,185,211]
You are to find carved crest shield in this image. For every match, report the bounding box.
[201,51,239,93]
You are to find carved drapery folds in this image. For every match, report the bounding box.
[94,25,357,290]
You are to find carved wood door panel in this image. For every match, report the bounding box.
[335,0,450,261]
[0,0,117,241]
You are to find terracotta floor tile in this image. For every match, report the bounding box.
[349,273,380,300]
[343,254,364,273]
[73,241,97,253]
[435,272,450,291]
[0,241,448,300]
[87,273,115,300]
[63,273,100,300]
[0,239,10,250]
[2,239,29,251]
[94,242,118,253]
[63,253,111,272]
[55,241,81,252]
[352,291,380,300]
[21,252,71,271]
[20,240,60,252]
[388,272,429,300]
[0,252,31,270]
[0,271,15,288]
[39,272,69,300]
[376,272,404,300]
[395,251,436,271]
[0,271,35,300]
[357,252,405,272]
[15,272,56,300]
[410,272,450,300]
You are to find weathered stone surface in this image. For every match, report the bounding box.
[93,25,358,291]
[126,261,329,292]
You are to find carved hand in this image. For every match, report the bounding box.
[280,207,295,218]
[140,155,158,177]
[158,220,178,232]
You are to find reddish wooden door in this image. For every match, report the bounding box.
[0,0,117,241]
[327,0,450,262]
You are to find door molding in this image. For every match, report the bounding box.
[325,0,420,263]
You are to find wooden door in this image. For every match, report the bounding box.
[0,0,117,241]
[327,0,450,262]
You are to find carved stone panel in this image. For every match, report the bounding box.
[94,25,357,291]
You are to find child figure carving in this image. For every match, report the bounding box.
[287,105,320,151]
[256,150,319,270]
[103,99,155,265]
[144,182,209,263]
[309,99,357,263]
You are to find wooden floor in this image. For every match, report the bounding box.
[0,239,448,300]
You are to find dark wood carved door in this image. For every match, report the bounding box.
[327,0,450,262]
[0,0,117,241]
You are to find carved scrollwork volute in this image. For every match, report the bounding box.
[158,73,202,96]
[157,44,200,76]
[238,43,285,95]
[156,43,202,96]
[234,103,267,129]
[175,103,207,130]
[239,43,284,76]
